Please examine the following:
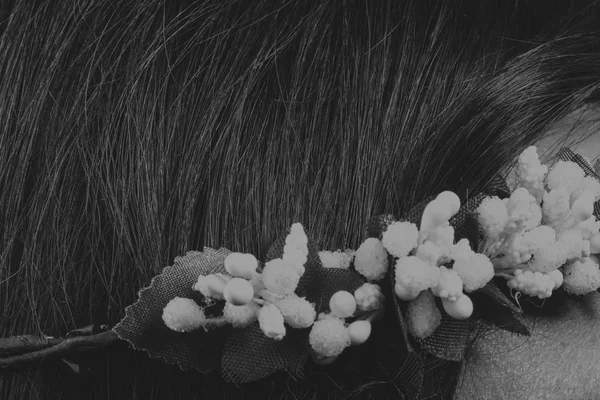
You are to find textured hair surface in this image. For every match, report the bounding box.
[1,0,600,399]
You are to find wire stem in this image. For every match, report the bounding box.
[0,330,119,370]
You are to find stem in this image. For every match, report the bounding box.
[493,263,525,273]
[0,335,63,357]
[0,330,119,370]
[495,232,514,256]
[202,317,229,331]
[495,272,514,280]
[252,297,267,305]
[257,289,282,304]
[354,306,385,322]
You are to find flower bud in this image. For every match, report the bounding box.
[310,348,338,365]
[223,277,254,306]
[420,200,450,241]
[224,253,258,280]
[162,297,206,332]
[571,190,595,223]
[441,294,473,320]
[436,191,461,218]
[394,282,420,301]
[329,291,356,318]
[348,320,371,346]
[547,269,564,290]
[193,274,230,299]
[258,303,286,340]
[282,246,307,272]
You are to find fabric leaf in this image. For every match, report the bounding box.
[221,323,308,383]
[470,282,531,336]
[221,229,320,383]
[113,248,232,373]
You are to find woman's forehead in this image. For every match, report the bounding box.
[461,292,600,399]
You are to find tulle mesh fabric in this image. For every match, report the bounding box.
[556,148,600,219]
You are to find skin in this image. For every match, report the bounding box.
[458,292,600,400]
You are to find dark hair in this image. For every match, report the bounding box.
[1,0,599,398]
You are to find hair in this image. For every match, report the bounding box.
[1,0,600,399]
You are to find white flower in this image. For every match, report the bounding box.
[275,294,316,329]
[574,216,600,240]
[224,253,258,280]
[395,256,440,293]
[223,302,260,328]
[441,294,473,320]
[453,252,494,292]
[571,176,600,205]
[562,257,600,296]
[261,258,301,296]
[258,303,286,340]
[431,266,463,301]
[570,190,596,224]
[407,290,441,339]
[319,250,355,269]
[546,161,585,196]
[329,291,357,318]
[420,194,459,240]
[285,223,309,257]
[516,146,548,204]
[526,242,566,273]
[477,196,509,240]
[493,225,557,269]
[449,238,474,265]
[347,320,372,346]
[162,297,206,332]
[425,222,455,260]
[505,188,542,233]
[506,269,554,299]
[558,229,590,262]
[382,221,419,258]
[309,318,351,357]
[223,277,255,306]
[547,269,564,289]
[354,283,385,312]
[353,238,389,281]
[415,241,444,266]
[193,274,230,299]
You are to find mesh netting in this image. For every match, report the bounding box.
[556,148,600,219]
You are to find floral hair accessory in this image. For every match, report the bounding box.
[114,222,372,383]
[1,147,599,400]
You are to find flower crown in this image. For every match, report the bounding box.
[1,147,599,399]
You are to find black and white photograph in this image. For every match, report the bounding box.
[1,1,600,399]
